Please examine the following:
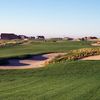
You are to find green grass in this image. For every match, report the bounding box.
[0,61,100,100]
[0,41,91,58]
[0,41,99,100]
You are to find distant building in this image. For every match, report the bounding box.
[29,36,35,39]
[18,35,29,39]
[0,33,36,40]
[37,36,45,40]
[87,36,98,40]
[79,36,98,41]
[1,33,20,40]
[63,37,74,41]
[18,35,35,40]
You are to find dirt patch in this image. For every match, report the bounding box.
[0,53,65,70]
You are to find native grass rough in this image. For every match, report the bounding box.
[52,48,100,62]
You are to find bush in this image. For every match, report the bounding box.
[53,48,100,62]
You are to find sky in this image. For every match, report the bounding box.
[0,0,100,38]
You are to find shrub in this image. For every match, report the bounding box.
[52,48,100,62]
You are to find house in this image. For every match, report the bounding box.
[37,36,45,40]
[87,37,98,40]
[79,36,98,41]
[18,35,29,39]
[29,36,35,39]
[1,33,20,40]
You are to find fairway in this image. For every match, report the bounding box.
[0,41,91,58]
[0,41,99,100]
[0,61,100,100]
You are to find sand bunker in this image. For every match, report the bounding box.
[81,55,100,60]
[91,43,100,46]
[0,53,65,70]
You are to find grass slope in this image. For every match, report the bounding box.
[0,41,99,100]
[0,61,100,100]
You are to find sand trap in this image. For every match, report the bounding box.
[81,55,100,60]
[0,53,65,70]
[91,43,100,46]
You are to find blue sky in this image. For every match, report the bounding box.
[0,0,100,37]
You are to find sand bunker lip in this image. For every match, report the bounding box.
[0,53,65,70]
[81,55,100,60]
[91,43,100,46]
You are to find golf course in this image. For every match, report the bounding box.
[0,41,100,100]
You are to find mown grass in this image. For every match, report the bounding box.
[0,41,99,100]
[0,41,91,58]
[0,61,100,100]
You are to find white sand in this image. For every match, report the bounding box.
[81,55,100,60]
[0,53,65,70]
